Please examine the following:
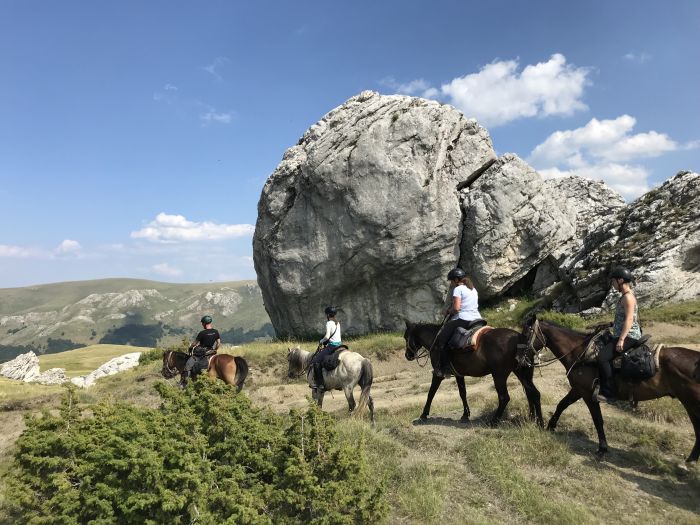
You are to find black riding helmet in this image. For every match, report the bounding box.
[609,266,634,283]
[447,268,466,281]
[324,306,337,317]
[201,315,213,324]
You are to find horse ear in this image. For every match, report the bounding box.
[405,320,412,329]
[287,347,291,354]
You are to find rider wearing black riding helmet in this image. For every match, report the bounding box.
[434,268,483,377]
[595,266,642,403]
[181,315,221,388]
[310,306,342,392]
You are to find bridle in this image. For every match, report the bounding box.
[524,318,587,375]
[406,317,449,368]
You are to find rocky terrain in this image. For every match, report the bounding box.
[0,279,272,362]
[254,90,700,337]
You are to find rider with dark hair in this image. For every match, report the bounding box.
[310,306,342,392]
[181,315,221,388]
[595,266,642,403]
[435,268,483,377]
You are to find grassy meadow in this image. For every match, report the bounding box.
[0,299,699,523]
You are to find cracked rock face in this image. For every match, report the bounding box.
[561,171,700,308]
[254,91,496,336]
[532,176,626,295]
[459,154,577,298]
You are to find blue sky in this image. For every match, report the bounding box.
[1,0,698,288]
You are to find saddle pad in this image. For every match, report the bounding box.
[468,326,493,351]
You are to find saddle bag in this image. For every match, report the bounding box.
[620,345,656,381]
[448,327,471,351]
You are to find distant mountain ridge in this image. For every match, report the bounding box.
[0,278,273,362]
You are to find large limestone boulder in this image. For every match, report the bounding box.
[532,176,626,295]
[562,171,700,308]
[71,352,142,388]
[254,91,496,337]
[458,154,576,298]
[0,351,40,382]
[35,368,68,385]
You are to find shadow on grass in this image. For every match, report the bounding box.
[546,426,700,514]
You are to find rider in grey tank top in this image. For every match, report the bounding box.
[612,296,641,340]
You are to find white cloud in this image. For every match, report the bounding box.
[0,244,39,258]
[382,54,591,127]
[131,213,255,243]
[527,115,689,200]
[539,163,650,200]
[200,110,233,124]
[439,54,590,126]
[152,263,183,277]
[202,56,229,81]
[529,115,678,166]
[55,239,81,254]
[623,52,651,64]
[164,83,178,91]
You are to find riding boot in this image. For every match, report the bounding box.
[435,346,450,378]
[312,363,325,392]
[596,361,616,403]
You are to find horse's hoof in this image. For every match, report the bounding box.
[595,448,608,460]
[413,416,428,425]
[546,423,556,432]
[460,416,470,423]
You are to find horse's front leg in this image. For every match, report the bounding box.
[420,373,444,420]
[548,389,581,431]
[455,376,470,422]
[344,385,356,413]
[583,398,609,457]
[490,373,510,426]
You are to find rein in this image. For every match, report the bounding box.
[526,319,586,375]
[408,315,450,368]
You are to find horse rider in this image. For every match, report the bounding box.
[434,268,483,377]
[310,306,342,392]
[181,315,221,388]
[596,266,642,403]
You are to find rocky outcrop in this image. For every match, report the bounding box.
[532,176,626,295]
[562,171,700,308]
[254,90,698,336]
[71,352,141,388]
[0,352,68,384]
[0,351,41,382]
[458,154,576,298]
[254,91,496,336]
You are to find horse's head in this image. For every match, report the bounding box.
[403,321,420,361]
[287,347,303,378]
[161,350,182,379]
[521,315,546,352]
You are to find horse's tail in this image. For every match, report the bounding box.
[233,356,249,393]
[355,358,374,417]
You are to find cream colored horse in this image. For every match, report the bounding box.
[287,346,374,422]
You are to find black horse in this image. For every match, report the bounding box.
[404,322,543,426]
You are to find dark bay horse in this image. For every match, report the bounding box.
[522,317,700,462]
[404,322,543,426]
[161,351,249,392]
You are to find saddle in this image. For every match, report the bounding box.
[320,345,349,371]
[448,322,492,353]
[583,331,658,381]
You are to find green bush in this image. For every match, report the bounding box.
[3,381,387,524]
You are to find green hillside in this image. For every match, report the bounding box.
[0,278,273,362]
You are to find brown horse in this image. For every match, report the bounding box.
[161,351,249,392]
[404,322,543,426]
[522,316,700,462]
